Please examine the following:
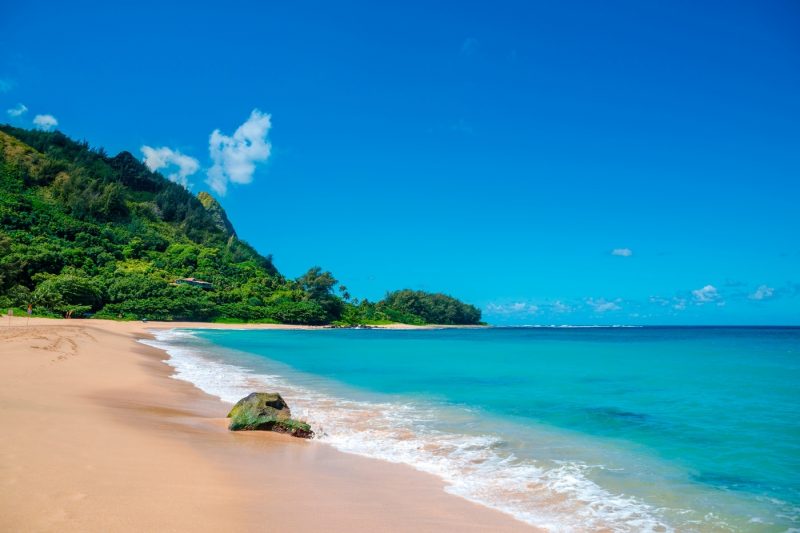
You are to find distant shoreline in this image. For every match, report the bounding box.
[6,316,795,329]
[1,314,489,330]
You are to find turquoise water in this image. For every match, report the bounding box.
[146,327,800,532]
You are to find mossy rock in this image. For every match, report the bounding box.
[263,418,314,439]
[227,392,314,438]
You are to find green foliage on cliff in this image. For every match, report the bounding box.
[0,125,481,325]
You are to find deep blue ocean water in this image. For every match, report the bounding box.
[145,326,800,532]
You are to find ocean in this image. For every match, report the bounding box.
[141,326,800,532]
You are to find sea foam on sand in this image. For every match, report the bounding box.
[141,329,672,532]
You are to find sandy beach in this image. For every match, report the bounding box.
[0,317,535,532]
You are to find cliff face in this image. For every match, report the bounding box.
[197,191,236,238]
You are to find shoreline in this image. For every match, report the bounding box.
[0,315,488,330]
[0,317,536,532]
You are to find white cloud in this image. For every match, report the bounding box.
[586,298,622,313]
[141,146,200,188]
[611,248,633,257]
[0,79,13,93]
[33,114,58,131]
[485,302,539,316]
[650,295,687,311]
[692,285,721,304]
[206,109,272,196]
[552,300,571,313]
[749,285,774,301]
[6,103,27,117]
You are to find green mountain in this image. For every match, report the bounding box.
[0,125,481,325]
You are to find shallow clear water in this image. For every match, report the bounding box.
[143,327,800,532]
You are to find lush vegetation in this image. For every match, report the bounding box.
[0,125,481,326]
[378,289,482,325]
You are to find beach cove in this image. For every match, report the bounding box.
[0,317,534,533]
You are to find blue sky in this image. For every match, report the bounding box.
[2,0,799,324]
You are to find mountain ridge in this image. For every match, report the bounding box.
[0,125,481,326]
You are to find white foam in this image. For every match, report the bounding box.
[141,329,672,532]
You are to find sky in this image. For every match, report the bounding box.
[2,0,799,325]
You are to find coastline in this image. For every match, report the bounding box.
[0,317,535,532]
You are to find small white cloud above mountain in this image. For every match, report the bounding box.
[141,146,200,188]
[611,248,633,257]
[6,103,27,117]
[206,109,272,196]
[33,114,58,131]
